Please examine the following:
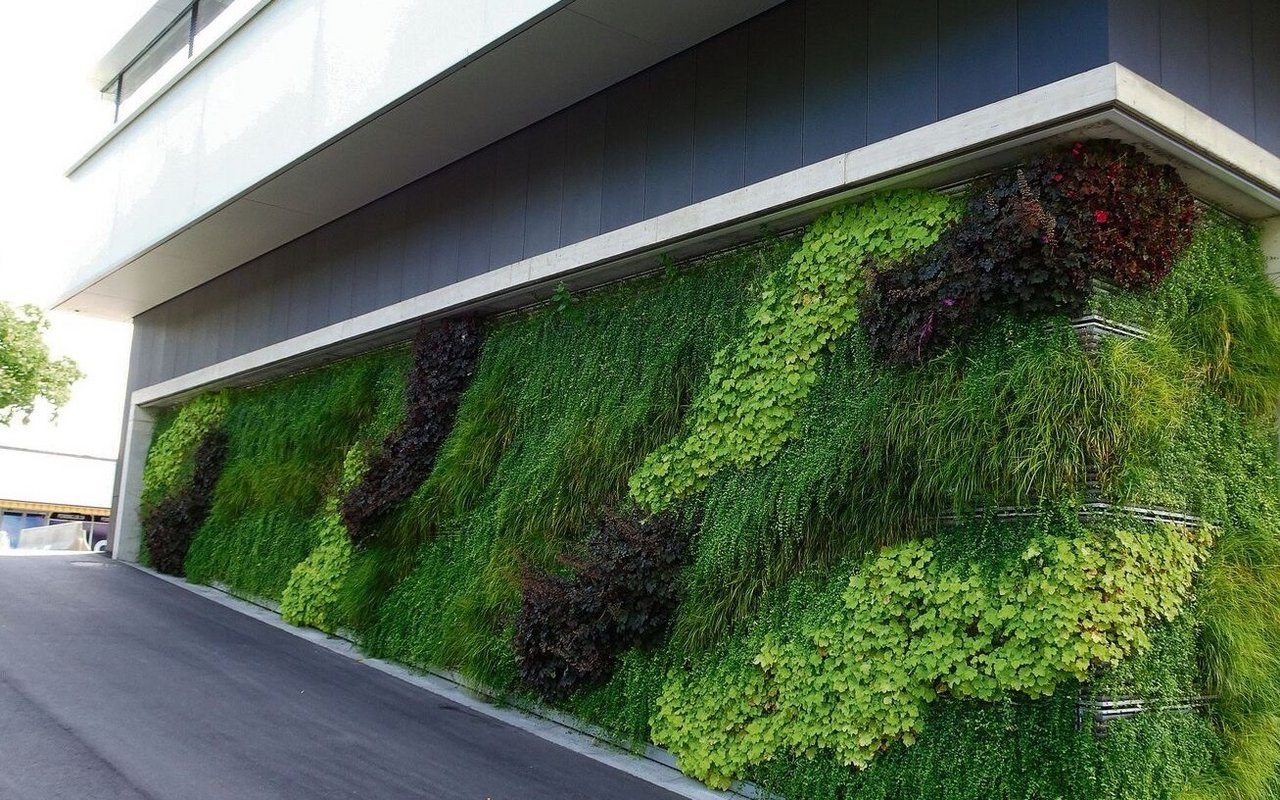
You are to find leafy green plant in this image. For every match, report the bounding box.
[0,302,82,424]
[628,190,962,510]
[365,243,777,687]
[139,391,229,517]
[142,143,1280,799]
[184,348,409,596]
[674,318,1190,651]
[652,514,1210,789]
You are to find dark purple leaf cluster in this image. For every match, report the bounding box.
[514,512,686,700]
[861,139,1197,363]
[342,317,482,545]
[143,428,228,575]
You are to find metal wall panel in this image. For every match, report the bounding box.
[692,26,747,202]
[600,74,649,234]
[939,0,1017,119]
[1108,0,1277,151]
[1108,0,1161,81]
[1159,0,1212,111]
[1018,0,1110,92]
[524,117,566,258]
[866,0,938,142]
[802,0,866,164]
[645,52,696,219]
[745,2,805,184]
[131,0,1276,392]
[1255,0,1280,155]
[1208,0,1255,142]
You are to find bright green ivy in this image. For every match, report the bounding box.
[140,391,229,515]
[628,191,962,510]
[652,519,1211,789]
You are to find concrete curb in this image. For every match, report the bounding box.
[125,561,756,800]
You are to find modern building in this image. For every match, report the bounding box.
[52,0,1280,560]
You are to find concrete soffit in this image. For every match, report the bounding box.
[127,63,1280,408]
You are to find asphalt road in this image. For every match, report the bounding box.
[0,556,685,800]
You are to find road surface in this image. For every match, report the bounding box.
[0,555,686,800]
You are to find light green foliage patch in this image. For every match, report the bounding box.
[652,517,1210,789]
[675,317,1190,651]
[279,445,370,632]
[278,503,352,632]
[140,391,229,515]
[629,191,962,510]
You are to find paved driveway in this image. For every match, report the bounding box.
[0,556,685,800]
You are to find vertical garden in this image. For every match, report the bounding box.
[139,140,1280,799]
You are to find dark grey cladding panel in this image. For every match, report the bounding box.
[1257,0,1280,155]
[489,136,529,272]
[867,0,938,142]
[1160,0,1212,111]
[558,96,605,245]
[745,1,804,184]
[1018,0,1109,92]
[939,0,1017,119]
[601,74,648,234]
[692,25,747,202]
[645,52,696,218]
[130,0,1276,394]
[1108,0,1277,151]
[525,116,566,258]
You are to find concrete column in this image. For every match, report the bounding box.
[110,402,155,562]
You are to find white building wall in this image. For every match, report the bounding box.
[63,0,562,308]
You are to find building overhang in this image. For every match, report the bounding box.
[56,0,788,319]
[124,64,1280,407]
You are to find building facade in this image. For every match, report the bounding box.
[56,0,1280,562]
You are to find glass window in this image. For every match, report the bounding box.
[118,11,194,106]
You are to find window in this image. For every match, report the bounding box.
[100,0,235,123]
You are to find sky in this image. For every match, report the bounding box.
[0,1,154,507]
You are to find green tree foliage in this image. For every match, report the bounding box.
[0,302,82,424]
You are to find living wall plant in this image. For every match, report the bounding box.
[143,139,1280,799]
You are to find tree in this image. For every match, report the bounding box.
[0,302,82,424]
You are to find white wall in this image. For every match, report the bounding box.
[61,0,560,308]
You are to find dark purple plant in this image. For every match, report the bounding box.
[143,428,228,575]
[514,512,686,700]
[860,140,1198,363]
[342,317,483,546]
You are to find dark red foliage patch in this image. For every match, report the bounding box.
[860,140,1197,363]
[514,512,686,700]
[1045,139,1199,290]
[342,317,482,546]
[143,428,228,575]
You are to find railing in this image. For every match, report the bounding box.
[100,0,233,124]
